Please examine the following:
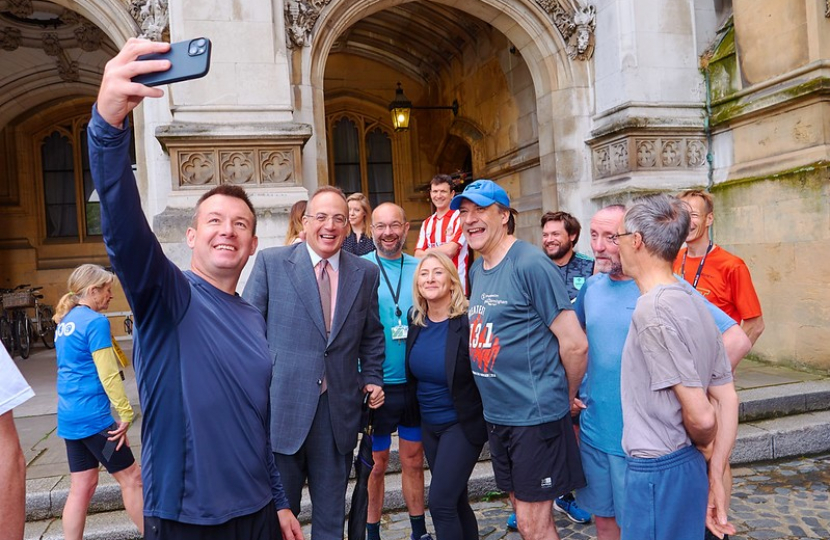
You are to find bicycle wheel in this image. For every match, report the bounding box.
[39,306,56,349]
[14,311,31,359]
[0,316,12,354]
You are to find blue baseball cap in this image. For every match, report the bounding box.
[450,179,512,210]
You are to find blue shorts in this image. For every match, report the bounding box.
[372,384,422,452]
[575,440,627,520]
[621,445,707,540]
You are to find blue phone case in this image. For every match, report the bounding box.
[132,38,211,87]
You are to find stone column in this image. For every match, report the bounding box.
[587,0,709,202]
[137,0,311,287]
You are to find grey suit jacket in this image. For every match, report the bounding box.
[243,243,385,455]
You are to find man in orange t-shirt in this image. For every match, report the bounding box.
[673,190,765,345]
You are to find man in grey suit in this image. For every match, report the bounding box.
[244,186,385,540]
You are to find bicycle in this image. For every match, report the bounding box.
[30,287,57,349]
[2,284,34,359]
[0,302,13,354]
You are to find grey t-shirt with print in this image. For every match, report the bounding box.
[468,240,573,426]
[621,283,733,459]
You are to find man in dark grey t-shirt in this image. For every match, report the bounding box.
[616,194,738,540]
[451,180,588,540]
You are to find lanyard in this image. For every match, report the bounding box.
[680,241,713,290]
[375,252,404,319]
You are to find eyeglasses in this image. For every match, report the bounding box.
[609,232,634,245]
[305,213,348,227]
[372,222,404,232]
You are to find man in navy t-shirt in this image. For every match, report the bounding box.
[88,39,302,540]
[451,180,588,540]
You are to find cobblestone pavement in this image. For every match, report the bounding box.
[311,454,830,540]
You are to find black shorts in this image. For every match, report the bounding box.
[144,503,279,540]
[65,426,135,474]
[487,415,586,503]
[372,383,420,436]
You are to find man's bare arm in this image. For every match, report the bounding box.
[673,384,717,449]
[0,411,26,540]
[705,382,739,539]
[549,310,588,405]
[721,325,751,371]
[741,315,764,346]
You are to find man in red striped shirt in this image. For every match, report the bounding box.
[414,174,470,294]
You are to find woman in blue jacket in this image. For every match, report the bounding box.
[405,252,486,540]
[54,264,143,540]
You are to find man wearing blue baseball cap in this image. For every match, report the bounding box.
[450,180,588,540]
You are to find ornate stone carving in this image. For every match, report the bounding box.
[42,33,62,56]
[129,0,169,42]
[285,0,333,48]
[220,152,255,184]
[686,140,707,168]
[660,140,682,167]
[595,147,611,177]
[611,141,628,173]
[568,5,596,61]
[593,137,707,180]
[74,22,104,52]
[535,0,596,60]
[636,140,657,168]
[0,27,22,51]
[57,58,80,82]
[180,153,216,186]
[7,0,33,18]
[261,151,294,184]
[826,0,829,17]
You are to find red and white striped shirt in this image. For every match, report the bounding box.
[416,209,469,294]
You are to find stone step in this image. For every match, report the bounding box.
[24,381,830,525]
[23,409,830,539]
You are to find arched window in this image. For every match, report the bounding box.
[328,113,395,207]
[37,114,135,242]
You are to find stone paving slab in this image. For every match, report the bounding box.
[26,454,830,540]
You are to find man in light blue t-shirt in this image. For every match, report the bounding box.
[573,204,751,540]
[363,202,432,540]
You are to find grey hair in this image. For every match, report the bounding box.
[623,194,690,263]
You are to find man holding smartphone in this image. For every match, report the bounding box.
[88,39,303,540]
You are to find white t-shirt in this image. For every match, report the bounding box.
[0,346,34,416]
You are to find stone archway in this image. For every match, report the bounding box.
[297,0,594,218]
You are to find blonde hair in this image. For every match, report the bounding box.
[346,192,373,232]
[285,200,307,245]
[410,252,468,327]
[53,264,115,323]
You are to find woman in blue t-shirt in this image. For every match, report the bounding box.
[53,264,143,540]
[404,252,486,540]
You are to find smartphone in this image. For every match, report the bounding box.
[100,424,118,461]
[132,37,211,87]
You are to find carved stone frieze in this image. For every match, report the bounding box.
[171,146,303,189]
[0,27,22,51]
[261,151,294,184]
[7,0,33,18]
[42,33,61,56]
[285,0,333,48]
[74,23,104,52]
[56,58,80,82]
[593,136,708,180]
[129,0,169,42]
[181,153,216,186]
[220,151,255,184]
[535,0,596,60]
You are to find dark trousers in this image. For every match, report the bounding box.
[421,421,483,540]
[144,503,277,540]
[275,392,352,540]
